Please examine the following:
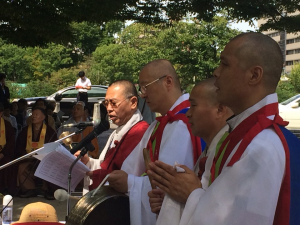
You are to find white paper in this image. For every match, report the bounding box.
[34,143,90,191]
[33,142,61,160]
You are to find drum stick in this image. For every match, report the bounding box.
[91,174,110,198]
[143,148,156,189]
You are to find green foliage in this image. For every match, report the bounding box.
[1,0,300,46]
[90,18,239,89]
[289,63,300,93]
[276,80,297,103]
[20,80,57,98]
[0,42,32,82]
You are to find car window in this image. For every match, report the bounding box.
[61,89,78,98]
[280,94,300,105]
[87,87,107,98]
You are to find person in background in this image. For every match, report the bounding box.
[0,73,10,105]
[10,101,18,117]
[46,103,62,130]
[16,98,28,128]
[27,98,56,131]
[3,102,18,133]
[16,107,57,199]
[0,102,16,195]
[84,105,92,121]
[75,71,91,105]
[58,102,99,158]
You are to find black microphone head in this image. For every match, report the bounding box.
[94,120,110,134]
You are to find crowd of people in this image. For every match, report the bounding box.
[0,31,299,224]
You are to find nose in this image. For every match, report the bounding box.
[186,108,191,118]
[213,66,220,78]
[140,92,147,99]
[106,104,113,112]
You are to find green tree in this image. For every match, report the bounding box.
[28,43,74,80]
[276,80,297,103]
[0,40,32,82]
[289,63,300,93]
[1,0,300,46]
[90,18,238,89]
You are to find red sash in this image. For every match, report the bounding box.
[146,100,201,165]
[210,102,290,224]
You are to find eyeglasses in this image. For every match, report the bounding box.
[138,75,167,96]
[103,96,133,108]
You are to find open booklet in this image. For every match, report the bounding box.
[33,142,90,191]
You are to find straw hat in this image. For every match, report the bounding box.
[11,202,63,224]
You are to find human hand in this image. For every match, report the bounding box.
[74,150,90,165]
[75,85,83,89]
[86,171,93,178]
[107,170,128,193]
[148,188,165,214]
[147,161,201,203]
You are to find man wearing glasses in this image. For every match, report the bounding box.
[76,80,149,194]
[108,59,202,225]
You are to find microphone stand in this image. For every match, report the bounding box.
[66,147,89,220]
[0,130,84,171]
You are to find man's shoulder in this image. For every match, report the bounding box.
[127,121,149,136]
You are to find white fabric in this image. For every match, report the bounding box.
[121,93,194,225]
[156,125,229,225]
[75,77,91,92]
[177,93,285,225]
[82,110,143,194]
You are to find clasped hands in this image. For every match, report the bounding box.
[147,160,202,212]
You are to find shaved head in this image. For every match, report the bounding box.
[193,78,218,106]
[230,32,283,90]
[109,80,138,99]
[140,59,181,89]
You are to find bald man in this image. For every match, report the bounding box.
[75,80,149,194]
[108,59,202,225]
[147,78,233,224]
[153,33,300,225]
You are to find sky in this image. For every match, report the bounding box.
[230,20,258,32]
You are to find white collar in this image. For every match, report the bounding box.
[227,93,278,130]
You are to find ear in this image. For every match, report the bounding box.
[248,66,263,86]
[165,75,173,91]
[130,96,138,109]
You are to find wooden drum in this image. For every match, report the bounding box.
[66,186,130,225]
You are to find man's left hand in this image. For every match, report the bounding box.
[107,170,128,193]
[147,161,202,204]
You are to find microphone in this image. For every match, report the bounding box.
[54,189,80,201]
[70,119,110,154]
[63,121,94,128]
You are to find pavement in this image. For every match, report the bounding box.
[0,125,115,223]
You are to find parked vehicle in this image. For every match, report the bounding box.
[46,85,108,120]
[279,94,300,129]
[46,85,155,124]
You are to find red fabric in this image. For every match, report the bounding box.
[211,103,290,224]
[210,103,278,183]
[197,157,208,179]
[147,100,201,165]
[89,121,149,190]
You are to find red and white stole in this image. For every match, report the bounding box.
[210,102,291,225]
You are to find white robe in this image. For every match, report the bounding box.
[83,109,143,194]
[121,93,194,225]
[156,125,229,225]
[179,93,285,225]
